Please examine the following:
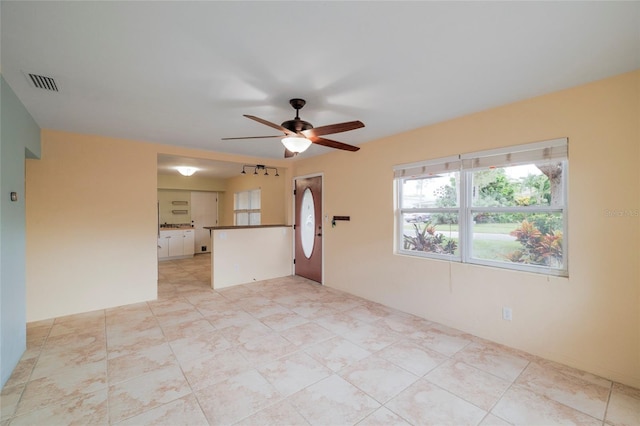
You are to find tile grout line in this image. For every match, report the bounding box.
[158,297,213,426]
[481,357,531,425]
[601,381,614,426]
[109,298,175,423]
[100,308,112,426]
[7,319,54,422]
[164,256,218,425]
[523,360,615,422]
[498,359,611,424]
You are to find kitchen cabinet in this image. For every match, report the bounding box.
[167,230,184,257]
[157,237,169,258]
[183,229,195,256]
[158,229,195,260]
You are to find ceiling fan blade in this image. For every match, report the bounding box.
[309,136,360,152]
[302,120,364,138]
[221,135,281,140]
[284,148,296,158]
[244,115,296,136]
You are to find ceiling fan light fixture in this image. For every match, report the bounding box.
[176,166,197,176]
[281,136,312,154]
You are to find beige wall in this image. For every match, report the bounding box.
[220,171,289,226]
[291,71,640,387]
[26,130,290,321]
[158,189,192,224]
[26,131,159,320]
[157,174,227,192]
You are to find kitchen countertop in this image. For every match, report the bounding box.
[204,224,290,230]
[159,226,194,231]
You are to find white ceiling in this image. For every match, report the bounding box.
[2,2,639,174]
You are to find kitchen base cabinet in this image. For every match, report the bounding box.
[157,237,169,258]
[167,230,184,257]
[183,229,195,256]
[158,229,195,260]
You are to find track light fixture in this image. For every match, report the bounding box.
[240,164,279,177]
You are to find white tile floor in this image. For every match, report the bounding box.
[1,253,638,425]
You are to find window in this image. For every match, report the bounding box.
[234,189,261,225]
[395,138,568,276]
[397,156,461,260]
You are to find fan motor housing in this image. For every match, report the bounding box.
[281,119,313,133]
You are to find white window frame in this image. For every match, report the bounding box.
[395,155,462,261]
[234,189,261,226]
[394,138,568,277]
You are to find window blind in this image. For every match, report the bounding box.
[461,138,567,170]
[393,155,461,179]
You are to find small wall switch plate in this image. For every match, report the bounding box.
[10,192,18,202]
[502,307,513,321]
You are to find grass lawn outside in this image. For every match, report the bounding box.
[430,222,519,234]
[472,239,521,261]
[402,222,522,261]
[402,222,519,235]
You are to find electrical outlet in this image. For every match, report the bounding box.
[502,307,513,321]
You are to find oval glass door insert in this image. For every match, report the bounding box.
[301,188,315,258]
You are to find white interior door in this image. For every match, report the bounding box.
[191,191,218,253]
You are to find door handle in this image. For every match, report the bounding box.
[317,233,322,237]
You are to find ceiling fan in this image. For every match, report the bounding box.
[222,98,364,158]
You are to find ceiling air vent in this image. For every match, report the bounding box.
[26,73,59,92]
